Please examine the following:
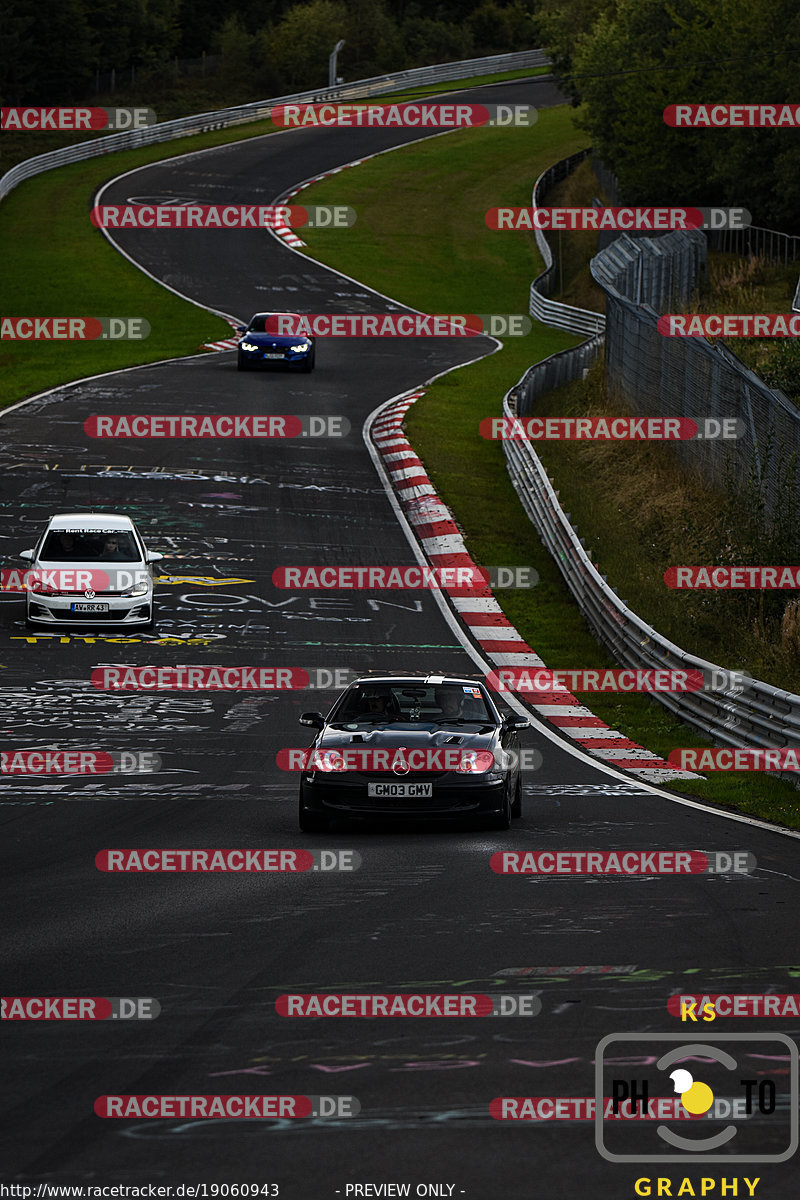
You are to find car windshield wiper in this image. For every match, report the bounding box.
[431,717,490,725]
[335,716,397,725]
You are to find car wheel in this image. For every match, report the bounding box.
[299,787,328,833]
[300,351,315,373]
[489,787,512,831]
[237,355,250,371]
[511,773,523,818]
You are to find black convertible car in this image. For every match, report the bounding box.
[297,675,528,831]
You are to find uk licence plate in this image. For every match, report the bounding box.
[71,602,109,613]
[367,782,432,798]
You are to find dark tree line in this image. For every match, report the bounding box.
[0,0,538,103]
[537,0,800,232]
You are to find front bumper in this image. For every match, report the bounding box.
[239,345,313,367]
[26,596,153,625]
[300,773,507,820]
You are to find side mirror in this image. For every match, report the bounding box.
[19,549,34,561]
[146,551,164,563]
[299,712,325,730]
[235,325,248,335]
[502,713,529,731]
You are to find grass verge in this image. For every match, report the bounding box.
[0,69,549,408]
[295,106,800,829]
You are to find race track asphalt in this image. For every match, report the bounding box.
[2,77,799,1198]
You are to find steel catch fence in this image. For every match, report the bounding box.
[505,152,800,763]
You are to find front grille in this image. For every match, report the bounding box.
[330,793,479,813]
[41,608,133,620]
[313,771,449,786]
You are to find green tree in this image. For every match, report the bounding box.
[537,0,615,101]
[127,0,182,67]
[219,15,258,89]
[400,16,472,65]
[265,0,348,90]
[468,1,536,56]
[26,0,94,100]
[342,0,403,79]
[559,0,800,229]
[0,0,36,102]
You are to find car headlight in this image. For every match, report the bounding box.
[454,750,496,774]
[122,582,150,598]
[312,750,343,772]
[240,341,259,351]
[290,341,310,352]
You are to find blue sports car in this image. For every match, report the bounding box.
[236,312,316,372]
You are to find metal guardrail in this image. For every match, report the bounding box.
[506,152,800,756]
[503,382,800,751]
[513,334,603,418]
[707,224,800,265]
[0,49,550,204]
[528,148,606,336]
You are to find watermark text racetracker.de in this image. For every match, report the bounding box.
[1,318,149,340]
[83,415,349,439]
[668,747,800,772]
[1,106,156,130]
[482,417,743,441]
[255,314,528,337]
[2,996,159,1019]
[95,848,360,872]
[485,666,751,695]
[659,313,800,337]
[665,103,800,127]
[94,1094,359,1119]
[272,565,534,591]
[275,992,541,1016]
[271,102,536,128]
[279,747,543,773]
[92,666,310,690]
[665,566,800,588]
[0,750,160,774]
[491,850,756,875]
[486,207,750,231]
[670,994,800,1019]
[90,205,355,229]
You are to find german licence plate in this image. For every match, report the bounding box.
[263,352,285,359]
[367,782,432,798]
[71,602,109,613]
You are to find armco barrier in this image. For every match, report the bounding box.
[503,383,800,753]
[506,153,800,759]
[528,148,606,337]
[0,50,550,204]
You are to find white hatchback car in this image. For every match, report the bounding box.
[20,513,163,628]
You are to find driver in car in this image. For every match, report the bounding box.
[435,687,485,720]
[101,535,128,560]
[436,688,464,719]
[355,691,399,721]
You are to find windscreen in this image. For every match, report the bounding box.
[248,314,301,333]
[40,529,141,562]
[334,682,491,724]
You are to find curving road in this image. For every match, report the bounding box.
[2,77,800,1197]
